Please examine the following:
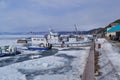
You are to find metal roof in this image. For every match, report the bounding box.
[107,24,120,33]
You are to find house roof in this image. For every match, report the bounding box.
[97,19,120,34]
[107,24,120,33]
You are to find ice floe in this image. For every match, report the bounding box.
[0,47,90,80]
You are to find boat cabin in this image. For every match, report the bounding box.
[31,37,47,46]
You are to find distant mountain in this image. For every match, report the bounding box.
[58,28,103,35]
[0,28,103,35]
[0,31,53,35]
[85,28,103,34]
[0,32,26,35]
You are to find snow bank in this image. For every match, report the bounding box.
[96,38,120,80]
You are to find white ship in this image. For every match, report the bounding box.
[17,29,92,48]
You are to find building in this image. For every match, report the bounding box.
[106,24,120,40]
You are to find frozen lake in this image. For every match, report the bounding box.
[0,35,91,80]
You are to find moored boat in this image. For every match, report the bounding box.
[26,37,52,51]
[28,45,52,51]
[0,46,21,57]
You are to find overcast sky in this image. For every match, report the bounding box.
[0,0,120,32]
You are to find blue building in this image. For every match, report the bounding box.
[106,24,120,40]
[107,24,120,33]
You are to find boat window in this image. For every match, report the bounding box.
[37,39,40,41]
[33,39,36,40]
[41,39,44,41]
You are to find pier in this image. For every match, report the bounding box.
[82,43,95,80]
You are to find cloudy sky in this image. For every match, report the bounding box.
[0,0,120,32]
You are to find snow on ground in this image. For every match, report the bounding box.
[34,74,68,80]
[13,56,67,70]
[0,56,67,80]
[0,67,26,80]
[56,47,90,57]
[96,38,120,80]
[0,39,17,46]
[33,48,90,80]
[0,47,90,80]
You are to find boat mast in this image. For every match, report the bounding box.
[74,24,78,35]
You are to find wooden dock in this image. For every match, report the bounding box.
[82,43,95,80]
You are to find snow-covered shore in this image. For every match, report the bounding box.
[96,38,120,80]
[0,47,90,80]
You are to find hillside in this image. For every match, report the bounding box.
[59,28,103,35]
[97,19,120,34]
